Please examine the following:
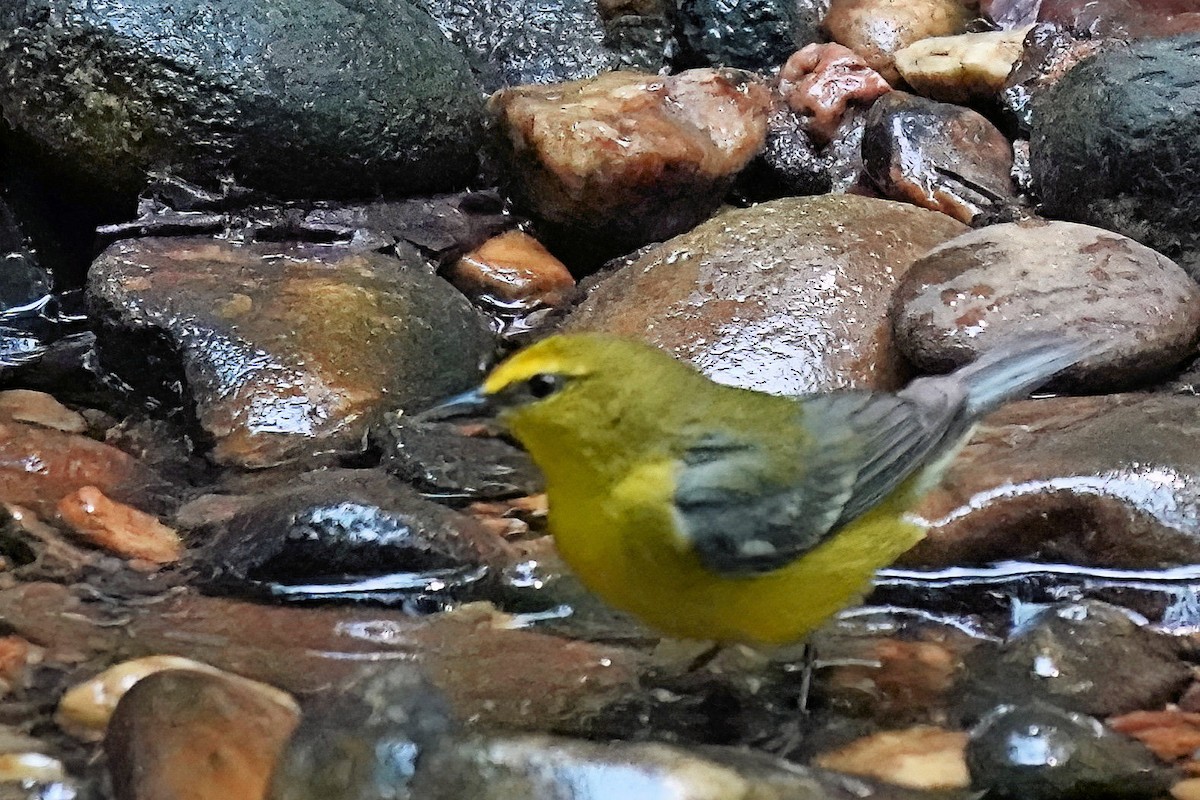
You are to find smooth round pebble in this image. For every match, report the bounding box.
[891,219,1200,391]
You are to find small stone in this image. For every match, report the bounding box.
[566,195,967,394]
[675,0,825,72]
[106,670,300,800]
[56,486,181,565]
[815,726,971,790]
[446,231,575,311]
[0,390,86,433]
[959,601,1191,720]
[1174,778,1200,800]
[819,635,969,722]
[779,43,891,145]
[0,753,64,783]
[0,636,33,696]
[891,220,1200,391]
[1032,34,1200,279]
[1110,710,1200,763]
[0,422,165,519]
[489,69,771,266]
[56,655,296,742]
[824,0,972,83]
[966,702,1174,799]
[894,28,1033,103]
[863,91,1016,225]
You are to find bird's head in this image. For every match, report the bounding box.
[422,333,698,469]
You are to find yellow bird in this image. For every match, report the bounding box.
[426,333,1091,647]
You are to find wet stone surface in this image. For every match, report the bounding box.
[0,0,483,200]
[1032,33,1200,279]
[567,195,967,394]
[823,0,972,84]
[906,394,1200,570]
[891,220,1200,391]
[88,237,494,468]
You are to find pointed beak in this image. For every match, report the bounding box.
[416,386,493,421]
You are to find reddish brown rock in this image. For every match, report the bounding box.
[489,69,771,265]
[890,220,1200,390]
[56,486,182,565]
[0,422,162,518]
[863,91,1016,224]
[1110,710,1200,763]
[88,238,493,468]
[446,230,575,311]
[0,390,86,433]
[824,0,972,83]
[778,43,891,145]
[0,636,33,696]
[1038,0,1200,37]
[566,195,968,395]
[105,670,300,800]
[905,394,1200,569]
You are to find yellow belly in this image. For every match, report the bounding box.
[547,464,926,647]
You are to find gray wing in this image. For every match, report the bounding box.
[673,380,971,575]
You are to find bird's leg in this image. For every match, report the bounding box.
[796,642,816,714]
[685,642,724,673]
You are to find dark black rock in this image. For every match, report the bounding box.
[412,0,653,93]
[1031,33,1200,278]
[197,469,510,605]
[734,106,832,202]
[966,702,1174,799]
[959,601,1191,720]
[0,0,483,201]
[675,0,826,71]
[376,418,543,501]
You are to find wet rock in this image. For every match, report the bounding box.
[824,0,972,83]
[412,0,633,93]
[676,0,825,71]
[983,0,1039,28]
[734,105,834,201]
[1032,34,1200,279]
[412,733,968,799]
[862,92,1016,225]
[907,394,1200,570]
[1000,24,1106,133]
[106,670,299,800]
[959,601,1191,719]
[0,754,65,786]
[566,195,968,394]
[779,43,892,145]
[88,238,494,468]
[55,487,182,566]
[445,230,576,313]
[1037,0,1200,38]
[197,468,514,603]
[268,667,455,800]
[489,70,771,268]
[0,391,85,434]
[0,637,33,698]
[376,420,544,501]
[891,220,1200,391]
[0,422,165,519]
[966,702,1174,799]
[56,655,295,743]
[894,29,1032,103]
[814,726,970,790]
[0,0,482,200]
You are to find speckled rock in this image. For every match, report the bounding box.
[675,0,826,72]
[489,69,771,268]
[566,195,968,395]
[87,238,494,468]
[824,0,972,83]
[0,0,482,200]
[1032,34,1200,279]
[906,394,1200,570]
[863,92,1016,225]
[106,669,300,800]
[891,220,1200,391]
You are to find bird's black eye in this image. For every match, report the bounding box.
[527,373,563,399]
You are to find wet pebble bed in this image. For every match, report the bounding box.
[3,0,1200,798]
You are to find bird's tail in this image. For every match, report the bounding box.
[953,336,1100,417]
